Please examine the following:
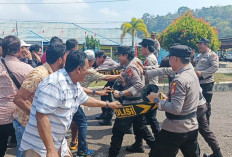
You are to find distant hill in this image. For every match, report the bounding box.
[142,5,232,38]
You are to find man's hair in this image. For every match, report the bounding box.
[95,50,106,59]
[179,57,190,64]
[29,44,42,53]
[0,38,3,46]
[66,39,78,51]
[65,50,87,72]
[2,35,21,57]
[50,36,63,45]
[46,43,66,64]
[142,44,154,53]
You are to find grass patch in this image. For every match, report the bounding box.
[89,81,107,87]
[214,73,232,83]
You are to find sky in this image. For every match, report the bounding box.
[0,0,231,28]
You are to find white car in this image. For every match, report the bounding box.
[225,51,232,61]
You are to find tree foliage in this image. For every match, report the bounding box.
[142,5,232,38]
[159,11,221,51]
[121,17,149,47]
[83,35,100,51]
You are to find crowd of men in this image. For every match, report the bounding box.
[0,32,223,157]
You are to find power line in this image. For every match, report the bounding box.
[0,19,126,25]
[0,0,129,5]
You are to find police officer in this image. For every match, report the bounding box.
[147,45,200,157]
[191,38,219,124]
[126,38,160,153]
[95,50,119,125]
[146,63,223,157]
[150,32,160,57]
[108,46,155,157]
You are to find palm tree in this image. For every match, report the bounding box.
[121,17,149,48]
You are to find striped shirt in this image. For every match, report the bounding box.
[20,68,88,157]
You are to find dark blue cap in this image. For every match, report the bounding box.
[139,38,155,46]
[169,44,192,59]
[114,46,131,55]
[197,38,210,44]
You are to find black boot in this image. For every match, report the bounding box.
[95,113,105,120]
[203,148,223,157]
[99,120,112,126]
[126,143,144,153]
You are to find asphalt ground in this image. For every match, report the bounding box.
[6,91,232,157]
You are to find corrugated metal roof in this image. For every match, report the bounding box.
[0,21,142,46]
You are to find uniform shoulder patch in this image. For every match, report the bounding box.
[170,81,178,96]
[144,59,148,66]
[127,67,134,78]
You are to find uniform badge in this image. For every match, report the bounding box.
[170,82,177,96]
[127,68,134,78]
[144,60,148,66]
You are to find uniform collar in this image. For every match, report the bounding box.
[175,64,191,75]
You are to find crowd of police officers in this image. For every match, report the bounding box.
[94,33,222,157]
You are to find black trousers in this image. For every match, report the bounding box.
[0,123,15,157]
[134,110,160,146]
[149,129,200,157]
[200,82,214,123]
[109,115,155,157]
[100,81,114,122]
[197,104,220,152]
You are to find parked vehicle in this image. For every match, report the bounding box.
[225,51,232,61]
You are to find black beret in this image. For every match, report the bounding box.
[139,38,155,46]
[114,46,131,55]
[169,45,192,59]
[197,38,210,44]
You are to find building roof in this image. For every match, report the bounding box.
[0,21,142,46]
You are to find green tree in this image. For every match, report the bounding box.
[83,35,100,51]
[159,11,221,52]
[121,17,149,47]
[142,5,232,38]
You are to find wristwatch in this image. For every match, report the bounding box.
[119,91,123,97]
[92,89,96,95]
[154,98,159,104]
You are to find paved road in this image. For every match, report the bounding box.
[6,92,232,157]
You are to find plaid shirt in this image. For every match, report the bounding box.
[20,68,88,157]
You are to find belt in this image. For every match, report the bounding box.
[165,112,196,120]
[123,97,141,101]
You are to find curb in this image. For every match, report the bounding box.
[90,82,232,93]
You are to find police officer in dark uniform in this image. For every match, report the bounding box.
[191,38,219,124]
[126,38,160,153]
[148,45,200,157]
[108,46,155,157]
[95,50,119,125]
